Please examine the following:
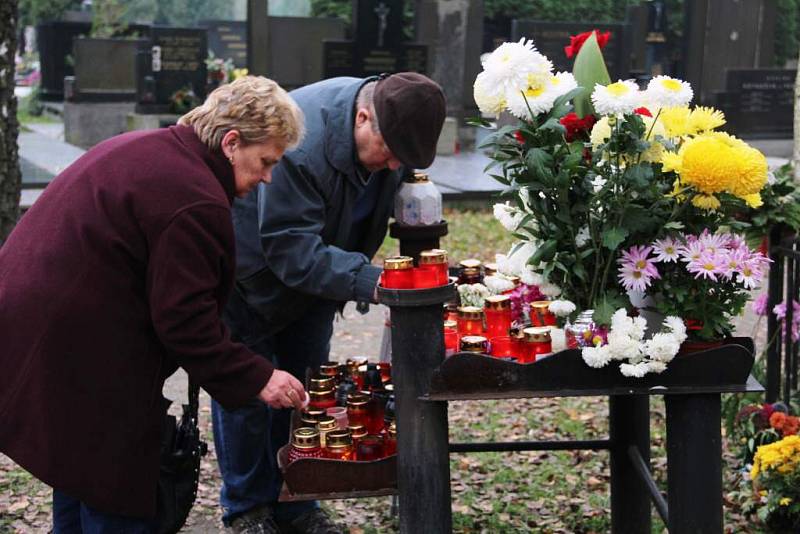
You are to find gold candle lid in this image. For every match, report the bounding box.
[384,256,414,270]
[420,249,448,264]
[443,319,457,329]
[409,172,430,183]
[460,335,488,352]
[304,408,326,420]
[318,363,339,377]
[325,430,353,448]
[347,397,369,409]
[484,262,498,276]
[299,416,319,429]
[347,424,367,438]
[506,275,521,286]
[309,389,334,402]
[387,420,397,438]
[309,376,336,391]
[292,427,321,449]
[459,258,482,269]
[531,301,552,311]
[484,295,511,310]
[347,392,369,403]
[458,306,484,320]
[523,326,552,343]
[317,415,338,431]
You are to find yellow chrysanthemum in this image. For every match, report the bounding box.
[751,435,800,480]
[658,106,692,138]
[728,145,768,198]
[589,116,612,149]
[691,194,721,211]
[689,106,726,132]
[673,136,737,194]
[661,151,682,173]
[743,193,763,208]
[640,115,667,162]
[780,497,792,506]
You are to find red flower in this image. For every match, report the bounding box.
[685,319,704,331]
[564,30,611,59]
[559,112,597,142]
[634,107,652,117]
[513,130,525,144]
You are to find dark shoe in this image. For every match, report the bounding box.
[279,507,343,534]
[229,504,280,534]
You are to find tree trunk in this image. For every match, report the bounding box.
[0,0,20,245]
[794,46,800,181]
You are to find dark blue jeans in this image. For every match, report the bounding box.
[212,303,337,525]
[52,489,155,534]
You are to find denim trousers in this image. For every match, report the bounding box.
[212,302,337,525]
[52,489,155,534]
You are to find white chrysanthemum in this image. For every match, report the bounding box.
[493,202,523,231]
[484,275,515,295]
[548,71,578,100]
[548,300,576,317]
[620,362,650,377]
[643,333,681,362]
[539,282,562,298]
[582,345,612,368]
[457,283,490,308]
[520,269,545,287]
[645,76,693,108]
[589,116,612,148]
[591,80,641,116]
[473,71,507,115]
[480,39,552,96]
[606,332,642,361]
[646,360,668,374]
[663,316,687,343]
[610,309,634,335]
[630,316,647,341]
[575,226,591,247]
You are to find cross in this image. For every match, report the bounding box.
[374,2,390,48]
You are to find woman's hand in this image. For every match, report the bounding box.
[258,370,307,410]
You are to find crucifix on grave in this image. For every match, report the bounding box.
[374,2,390,48]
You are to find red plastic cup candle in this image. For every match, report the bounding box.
[383,421,397,457]
[382,256,414,289]
[356,434,385,461]
[308,388,337,410]
[288,428,323,463]
[457,306,484,335]
[444,319,459,355]
[347,396,369,429]
[522,326,553,363]
[411,267,439,288]
[530,301,557,327]
[484,295,512,339]
[489,336,516,358]
[323,430,354,461]
[419,249,449,286]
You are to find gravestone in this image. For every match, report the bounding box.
[322,0,428,79]
[71,37,149,101]
[203,20,248,68]
[136,27,208,114]
[715,69,795,139]
[511,21,632,81]
[36,21,91,101]
[268,17,347,89]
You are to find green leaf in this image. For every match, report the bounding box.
[592,292,625,325]
[466,116,493,128]
[601,227,629,251]
[539,117,567,134]
[572,32,611,117]
[529,239,558,265]
[623,164,654,189]
[525,148,554,180]
[664,221,685,230]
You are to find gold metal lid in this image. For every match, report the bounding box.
[309,389,334,401]
[347,398,369,411]
[317,415,337,431]
[420,249,448,264]
[299,416,319,429]
[459,258,482,269]
[387,421,397,438]
[309,376,336,391]
[458,306,484,320]
[325,430,353,448]
[347,391,369,402]
[523,326,552,343]
[409,172,430,183]
[484,263,498,276]
[506,275,521,286]
[443,320,457,329]
[347,424,367,438]
[292,427,321,449]
[304,408,326,420]
[384,256,414,270]
[484,295,511,310]
[531,301,552,311]
[318,363,339,377]
[384,383,394,393]
[460,335,488,352]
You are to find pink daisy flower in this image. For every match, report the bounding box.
[698,230,728,254]
[652,236,680,263]
[618,245,660,279]
[751,293,768,316]
[736,260,764,289]
[679,239,705,263]
[618,264,654,292]
[687,251,727,282]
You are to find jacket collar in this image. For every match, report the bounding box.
[172,125,236,204]
[321,76,379,184]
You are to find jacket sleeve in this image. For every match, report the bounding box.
[256,158,382,303]
[146,203,274,408]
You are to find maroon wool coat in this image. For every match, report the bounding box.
[0,125,274,517]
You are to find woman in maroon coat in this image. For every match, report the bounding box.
[0,76,307,532]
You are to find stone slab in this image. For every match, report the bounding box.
[64,101,137,149]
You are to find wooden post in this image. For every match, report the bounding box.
[609,395,651,533]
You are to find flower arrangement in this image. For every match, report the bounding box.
[206,52,249,86]
[473,31,769,376]
[733,402,797,464]
[169,86,200,115]
[749,435,800,529]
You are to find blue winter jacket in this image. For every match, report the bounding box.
[224,77,404,343]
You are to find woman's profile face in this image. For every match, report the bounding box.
[229,138,286,198]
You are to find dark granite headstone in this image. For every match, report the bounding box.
[202,20,247,68]
[71,37,148,102]
[511,20,631,81]
[36,21,91,101]
[716,69,795,139]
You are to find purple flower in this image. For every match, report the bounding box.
[687,251,727,282]
[751,293,768,316]
[679,239,705,263]
[652,236,680,263]
[617,245,660,292]
[698,230,728,254]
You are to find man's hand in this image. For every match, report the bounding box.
[258,370,307,410]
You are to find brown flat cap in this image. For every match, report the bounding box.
[373,72,446,169]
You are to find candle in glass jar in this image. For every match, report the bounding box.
[522,326,553,363]
[382,256,414,288]
[457,306,484,335]
[484,262,498,277]
[317,362,340,382]
[347,424,367,448]
[347,396,369,429]
[412,267,438,288]
[531,301,557,327]
[356,434,385,461]
[323,430,354,461]
[443,319,459,355]
[489,336,516,358]
[308,388,337,410]
[316,415,338,448]
[484,295,512,339]
[309,375,336,392]
[460,335,489,354]
[365,393,386,434]
[383,421,397,456]
[457,259,483,285]
[288,428,323,463]
[419,249,449,286]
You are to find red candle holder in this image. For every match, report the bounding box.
[484,295,512,339]
[419,249,449,286]
[356,434,385,461]
[457,306,484,336]
[489,336,516,358]
[412,267,439,288]
[444,320,459,355]
[382,256,414,289]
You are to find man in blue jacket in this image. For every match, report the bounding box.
[212,72,446,533]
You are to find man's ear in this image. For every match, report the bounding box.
[221,130,241,159]
[354,107,370,127]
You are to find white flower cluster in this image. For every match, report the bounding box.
[474,38,577,118]
[493,202,524,232]
[581,309,687,377]
[548,300,576,317]
[494,243,564,298]
[484,274,516,295]
[590,75,693,117]
[457,283,491,308]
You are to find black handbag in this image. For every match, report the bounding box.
[155,382,208,534]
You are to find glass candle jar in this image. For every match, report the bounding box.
[317,363,340,382]
[356,434,385,461]
[366,394,386,434]
[309,388,337,410]
[324,430,354,461]
[531,301,557,327]
[299,415,320,429]
[347,397,369,429]
[326,406,349,430]
[484,295,512,339]
[419,249,449,286]
[411,267,438,288]
[522,327,553,363]
[384,421,397,457]
[309,375,336,392]
[444,303,460,323]
[288,428,323,463]
[565,310,595,349]
[376,362,391,384]
[383,256,414,289]
[316,415,338,448]
[484,262,498,277]
[347,424,367,448]
[457,259,483,285]
[444,319,459,355]
[457,306,484,336]
[489,336,516,359]
[346,357,368,390]
[460,335,489,354]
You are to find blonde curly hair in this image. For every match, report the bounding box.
[179,76,304,151]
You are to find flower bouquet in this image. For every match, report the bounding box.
[749,435,800,529]
[472,31,769,377]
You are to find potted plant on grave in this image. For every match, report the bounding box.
[471,32,769,377]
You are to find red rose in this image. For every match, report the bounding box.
[514,130,525,144]
[559,112,597,142]
[634,107,652,117]
[564,30,611,59]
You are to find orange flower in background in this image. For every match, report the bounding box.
[564,30,611,59]
[770,411,800,436]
